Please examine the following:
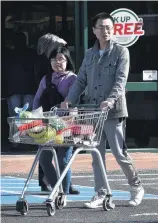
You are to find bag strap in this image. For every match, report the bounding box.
[45,74,64,100]
[46,74,57,89]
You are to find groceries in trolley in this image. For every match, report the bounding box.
[8,104,97,146]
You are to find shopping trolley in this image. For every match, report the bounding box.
[8,105,115,216]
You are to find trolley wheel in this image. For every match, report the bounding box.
[103,196,115,211]
[16,200,29,216]
[55,193,65,210]
[46,203,56,216]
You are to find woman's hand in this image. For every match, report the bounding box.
[60,100,70,109]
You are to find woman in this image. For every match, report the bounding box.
[34,33,67,87]
[34,33,79,195]
[33,46,78,205]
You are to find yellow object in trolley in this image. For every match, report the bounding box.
[54,134,64,144]
[28,128,47,139]
[33,126,56,144]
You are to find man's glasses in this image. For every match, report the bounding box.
[94,26,113,31]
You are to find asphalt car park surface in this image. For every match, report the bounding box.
[1,169,158,223]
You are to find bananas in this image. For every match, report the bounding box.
[27,119,67,145]
[28,127,47,139]
[34,132,64,145]
[28,126,56,144]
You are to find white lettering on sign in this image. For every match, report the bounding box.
[143,70,157,81]
[110,8,145,47]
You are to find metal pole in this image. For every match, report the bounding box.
[82,1,88,98]
[83,0,88,54]
[75,1,80,71]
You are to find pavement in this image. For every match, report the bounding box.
[1,149,158,175]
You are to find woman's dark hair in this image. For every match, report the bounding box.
[49,46,75,72]
[46,46,75,86]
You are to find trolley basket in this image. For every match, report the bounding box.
[8,106,109,148]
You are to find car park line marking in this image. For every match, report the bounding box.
[90,178,158,182]
[123,183,158,186]
[1,182,38,184]
[72,174,158,178]
[1,177,37,181]
[2,187,40,189]
[131,213,158,217]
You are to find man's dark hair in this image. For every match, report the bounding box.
[92,12,114,27]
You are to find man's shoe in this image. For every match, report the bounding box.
[69,185,80,195]
[41,185,52,192]
[83,193,105,209]
[128,186,144,207]
[63,195,67,207]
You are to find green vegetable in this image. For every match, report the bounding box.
[49,117,66,131]
[20,111,33,118]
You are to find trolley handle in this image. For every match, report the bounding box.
[69,104,100,109]
[52,90,127,112]
[50,104,106,112]
[69,104,113,112]
[51,104,100,109]
[70,90,128,110]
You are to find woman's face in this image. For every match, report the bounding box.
[50,53,67,73]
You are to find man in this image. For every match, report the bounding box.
[61,12,144,208]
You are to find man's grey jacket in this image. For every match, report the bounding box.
[67,40,129,119]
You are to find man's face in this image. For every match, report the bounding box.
[93,18,114,42]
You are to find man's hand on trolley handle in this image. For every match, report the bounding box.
[100,100,114,110]
[61,100,114,110]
